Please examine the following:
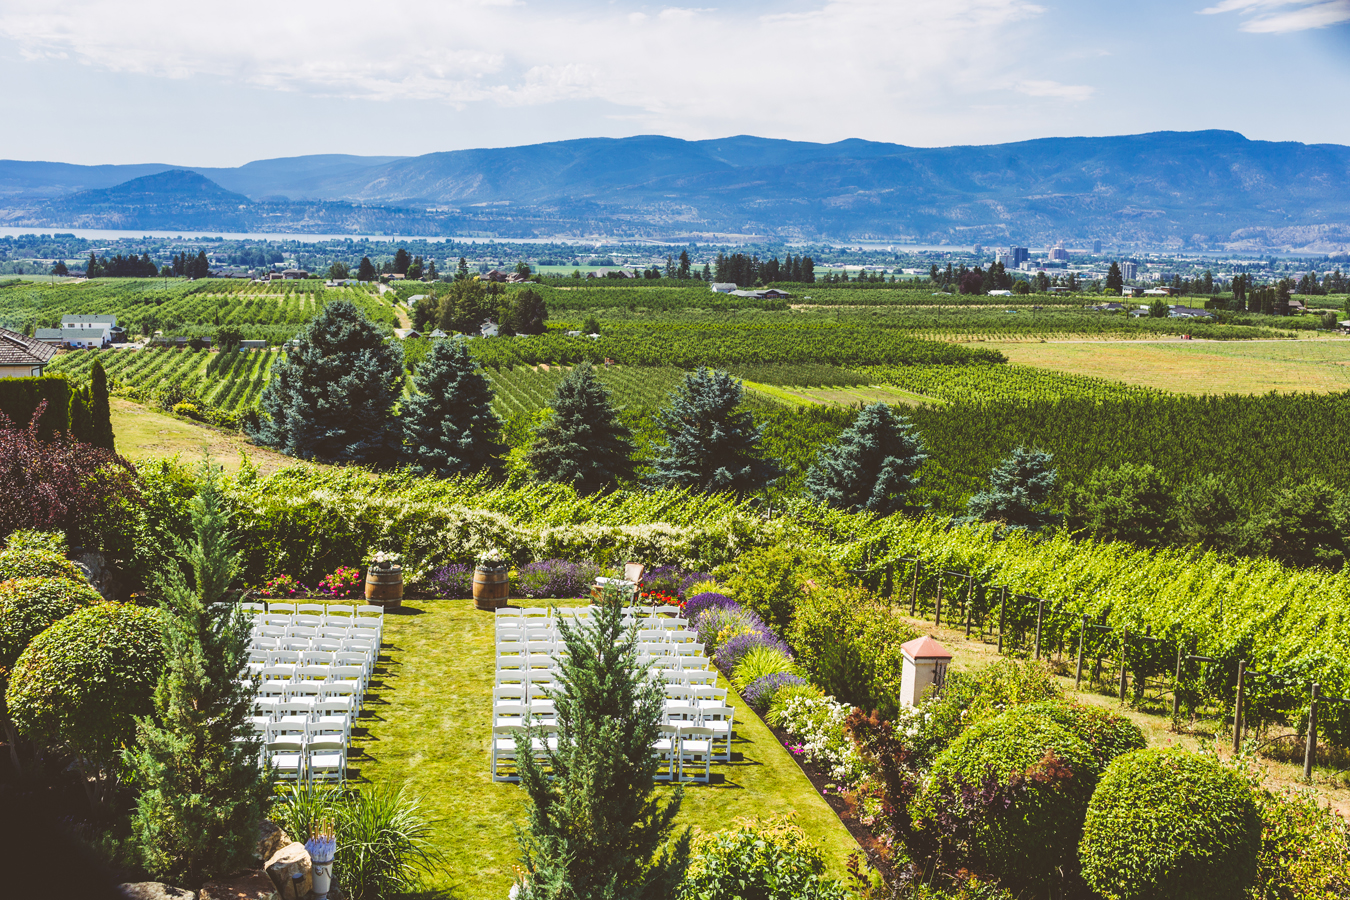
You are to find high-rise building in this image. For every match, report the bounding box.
[1121,261,1138,280]
[1010,247,1029,266]
[1093,240,1102,254]
[1048,246,1069,262]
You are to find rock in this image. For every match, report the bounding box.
[198,871,276,900]
[264,842,312,900]
[256,819,291,863]
[116,883,196,900]
[70,549,119,600]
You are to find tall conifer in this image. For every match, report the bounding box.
[649,367,781,495]
[964,447,1058,532]
[88,359,114,450]
[805,402,925,514]
[250,300,404,464]
[402,338,504,477]
[126,466,270,885]
[527,363,635,494]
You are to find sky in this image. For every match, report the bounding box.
[1,0,1348,166]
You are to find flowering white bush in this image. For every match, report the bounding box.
[776,694,869,788]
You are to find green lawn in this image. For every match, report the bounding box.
[350,598,860,899]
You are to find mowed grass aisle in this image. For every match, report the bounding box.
[349,598,860,899]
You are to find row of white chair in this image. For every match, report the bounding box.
[244,601,384,619]
[496,605,681,619]
[266,738,346,783]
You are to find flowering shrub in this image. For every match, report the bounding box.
[714,627,792,674]
[742,672,807,713]
[515,559,599,599]
[430,564,473,599]
[776,693,869,788]
[692,604,763,652]
[683,815,849,900]
[318,566,364,598]
[684,592,735,621]
[263,574,309,598]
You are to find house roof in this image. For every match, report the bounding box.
[0,327,57,367]
[901,635,953,661]
[62,314,116,326]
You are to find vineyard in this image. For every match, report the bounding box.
[45,347,279,414]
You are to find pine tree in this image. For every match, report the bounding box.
[393,247,411,275]
[402,338,504,477]
[527,363,635,494]
[515,588,690,900]
[357,256,377,281]
[456,257,471,281]
[1105,262,1123,293]
[250,300,405,464]
[649,368,781,495]
[804,403,926,515]
[126,466,270,885]
[963,447,1058,532]
[87,359,115,450]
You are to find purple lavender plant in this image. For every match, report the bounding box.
[684,592,736,621]
[714,628,793,674]
[742,672,807,712]
[680,571,714,594]
[430,563,474,599]
[515,559,600,599]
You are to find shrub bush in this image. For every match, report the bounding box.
[0,577,104,677]
[766,681,824,729]
[318,566,363,598]
[776,692,869,787]
[915,658,1062,763]
[692,602,763,652]
[788,585,917,719]
[0,547,83,583]
[717,544,845,631]
[1021,700,1146,771]
[684,591,735,621]
[912,705,1099,890]
[430,563,473,599]
[731,645,797,691]
[1079,748,1262,900]
[1253,785,1350,898]
[714,627,792,675]
[742,672,808,714]
[514,559,599,599]
[682,815,849,900]
[4,529,68,555]
[6,602,167,785]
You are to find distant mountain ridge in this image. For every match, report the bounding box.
[3,131,1350,249]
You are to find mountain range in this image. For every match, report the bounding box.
[3,131,1350,250]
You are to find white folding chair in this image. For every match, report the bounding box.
[522,607,551,620]
[300,650,333,667]
[494,702,528,727]
[287,626,318,639]
[693,686,728,706]
[327,604,356,618]
[325,615,353,630]
[665,703,701,724]
[321,681,359,708]
[296,603,326,616]
[664,684,694,702]
[492,724,524,782]
[307,739,346,783]
[240,602,267,614]
[261,614,291,627]
[350,627,380,644]
[342,638,376,654]
[495,607,522,619]
[329,664,365,694]
[703,705,734,761]
[674,642,705,657]
[678,725,714,783]
[294,614,324,629]
[314,698,352,739]
[493,685,526,705]
[652,723,678,782]
[286,681,325,703]
[296,664,330,683]
[267,603,296,615]
[268,738,305,781]
[530,699,557,723]
[683,670,717,687]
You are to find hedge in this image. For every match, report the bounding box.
[1079,748,1262,900]
[0,375,93,440]
[0,577,104,676]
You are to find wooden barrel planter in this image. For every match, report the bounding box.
[474,567,510,610]
[365,565,403,609]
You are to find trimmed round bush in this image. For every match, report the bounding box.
[742,672,807,713]
[0,547,83,583]
[0,577,104,675]
[6,602,167,765]
[684,814,849,900]
[1079,748,1262,900]
[1022,700,1146,771]
[913,705,1100,889]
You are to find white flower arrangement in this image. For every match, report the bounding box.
[367,550,401,569]
[476,547,508,570]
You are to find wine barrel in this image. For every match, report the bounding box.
[474,567,510,610]
[365,565,403,609]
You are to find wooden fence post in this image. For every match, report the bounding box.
[1232,660,1246,756]
[1118,628,1130,704]
[1304,682,1319,781]
[997,587,1007,654]
[935,577,944,627]
[910,561,920,616]
[1172,643,1185,721]
[1075,614,1088,688]
[1034,598,1045,660]
[964,576,975,638]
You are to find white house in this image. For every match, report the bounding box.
[480,320,499,338]
[710,283,737,294]
[987,289,1013,297]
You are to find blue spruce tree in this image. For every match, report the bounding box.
[805,402,926,514]
[964,446,1059,532]
[649,367,781,495]
[249,300,404,464]
[527,362,635,494]
[402,338,504,477]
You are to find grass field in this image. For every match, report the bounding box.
[991,338,1350,394]
[350,598,861,899]
[109,398,300,473]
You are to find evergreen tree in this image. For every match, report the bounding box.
[406,255,423,280]
[582,315,601,335]
[1105,262,1123,293]
[514,587,690,900]
[51,261,68,276]
[402,338,504,477]
[1070,463,1172,547]
[250,300,404,464]
[126,467,270,885]
[1173,473,1246,553]
[456,257,471,281]
[357,256,377,281]
[504,289,548,335]
[86,252,99,277]
[804,403,926,515]
[87,359,115,451]
[527,363,636,494]
[963,447,1058,532]
[677,250,691,279]
[191,251,210,279]
[649,368,781,495]
[393,247,411,275]
[427,259,438,280]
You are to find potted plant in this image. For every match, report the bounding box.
[364,550,403,608]
[473,548,510,610]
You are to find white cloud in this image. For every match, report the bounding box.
[1200,0,1350,32]
[0,0,1083,142]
